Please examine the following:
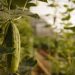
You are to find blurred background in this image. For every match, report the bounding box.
[0,0,75,75]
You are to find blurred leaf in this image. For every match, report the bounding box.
[67,8,75,12]
[28,14,40,19]
[26,3,36,9]
[72,0,75,3]
[46,14,50,16]
[64,26,75,32]
[39,0,47,2]
[0,0,7,7]
[54,16,56,24]
[64,4,68,8]
[48,4,57,7]
[62,14,70,20]
[44,24,51,28]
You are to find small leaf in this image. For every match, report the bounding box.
[39,0,47,2]
[64,26,75,32]
[67,8,75,12]
[44,24,51,28]
[62,14,70,20]
[26,3,36,9]
[72,0,75,3]
[48,4,57,7]
[54,16,56,24]
[64,4,68,8]
[46,14,50,16]
[28,14,40,19]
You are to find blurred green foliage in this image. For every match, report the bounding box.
[33,32,75,75]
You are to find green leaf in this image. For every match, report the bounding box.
[72,0,75,3]
[39,0,48,2]
[44,24,51,28]
[67,8,75,12]
[28,14,40,19]
[48,4,57,7]
[64,26,75,32]
[26,3,36,9]
[62,14,70,21]
[64,4,68,8]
